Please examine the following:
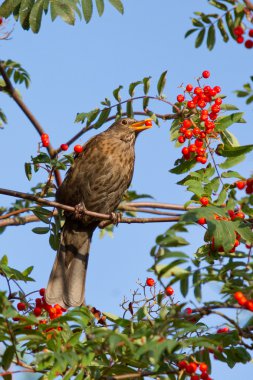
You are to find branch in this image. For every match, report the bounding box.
[0,61,62,187]
[244,0,253,10]
[0,187,180,226]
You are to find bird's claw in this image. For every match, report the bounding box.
[110,211,122,226]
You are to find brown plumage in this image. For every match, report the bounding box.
[45,117,151,308]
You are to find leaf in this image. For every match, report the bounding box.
[209,0,227,10]
[193,269,201,301]
[170,158,196,174]
[185,28,198,38]
[0,0,21,18]
[246,94,253,104]
[95,0,104,16]
[24,162,32,180]
[157,70,167,96]
[234,90,249,98]
[82,0,92,23]
[126,100,133,118]
[219,154,246,169]
[109,0,123,14]
[180,272,189,297]
[207,24,215,50]
[50,0,75,25]
[113,85,123,102]
[94,107,110,128]
[195,28,205,48]
[143,76,151,95]
[217,18,229,42]
[32,227,50,234]
[2,346,15,370]
[218,144,253,157]
[29,0,44,33]
[221,170,244,180]
[216,112,245,132]
[128,81,142,97]
[191,18,204,27]
[19,0,34,30]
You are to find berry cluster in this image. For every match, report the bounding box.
[40,132,83,154]
[14,288,66,325]
[236,178,253,194]
[234,26,253,48]
[176,71,222,165]
[234,291,253,311]
[177,360,211,380]
[41,133,49,147]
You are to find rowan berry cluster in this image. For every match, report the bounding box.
[236,178,253,194]
[176,71,222,165]
[234,291,253,311]
[40,132,84,153]
[15,287,66,326]
[177,360,211,380]
[234,26,253,49]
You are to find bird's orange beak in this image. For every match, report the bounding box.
[130,119,152,132]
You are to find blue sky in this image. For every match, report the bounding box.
[1,0,253,378]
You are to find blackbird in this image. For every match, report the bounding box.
[45,117,152,308]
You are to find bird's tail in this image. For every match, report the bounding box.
[45,219,97,308]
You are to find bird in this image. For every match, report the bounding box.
[45,117,152,308]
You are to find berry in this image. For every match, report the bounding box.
[0,17,3,25]
[217,327,229,333]
[187,100,195,109]
[185,307,192,315]
[74,144,83,153]
[146,278,155,287]
[237,36,244,44]
[194,87,202,95]
[41,133,49,141]
[184,130,193,139]
[235,211,245,219]
[165,286,174,296]
[34,307,42,317]
[178,360,188,369]
[213,86,221,93]
[183,119,192,128]
[39,288,46,296]
[245,300,253,311]
[196,147,205,156]
[186,362,198,374]
[178,136,185,144]
[42,139,49,147]
[200,197,209,206]
[198,100,206,108]
[199,363,208,373]
[35,298,42,307]
[195,139,203,148]
[60,143,69,151]
[191,375,200,380]
[145,120,152,126]
[249,29,253,37]
[182,147,189,156]
[245,39,253,49]
[177,94,185,102]
[209,112,218,120]
[200,373,209,380]
[234,26,244,36]
[189,144,197,153]
[193,127,200,136]
[198,217,206,225]
[215,97,222,105]
[17,302,26,311]
[186,84,193,92]
[211,104,220,113]
[202,70,210,79]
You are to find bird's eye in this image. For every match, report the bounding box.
[122,119,128,125]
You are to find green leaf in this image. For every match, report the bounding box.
[207,24,215,50]
[0,0,21,18]
[24,162,32,180]
[185,28,198,38]
[128,81,142,97]
[82,0,92,23]
[94,107,110,128]
[50,0,75,25]
[170,158,196,174]
[157,70,167,96]
[216,112,245,132]
[217,18,229,42]
[219,154,246,169]
[193,269,201,301]
[95,0,104,16]
[218,144,253,157]
[221,170,244,180]
[209,0,227,10]
[126,100,133,118]
[109,0,123,14]
[246,94,253,104]
[32,226,50,234]
[2,346,15,370]
[225,10,235,38]
[191,18,204,27]
[220,103,238,111]
[113,85,123,102]
[19,0,34,30]
[143,76,151,95]
[234,90,249,98]
[195,28,205,48]
[29,0,44,33]
[180,272,189,297]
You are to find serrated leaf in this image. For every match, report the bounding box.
[207,24,216,50]
[29,0,44,33]
[109,0,123,14]
[82,0,92,23]
[24,162,32,180]
[195,28,205,48]
[216,112,245,132]
[95,0,104,16]
[157,70,167,96]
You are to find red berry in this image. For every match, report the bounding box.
[193,127,200,136]
[186,84,193,92]
[35,298,42,307]
[180,126,187,134]
[234,26,244,36]
[185,307,192,315]
[145,120,152,126]
[184,130,193,139]
[245,300,253,311]
[215,97,222,105]
[178,360,188,369]
[74,144,83,153]
[211,104,220,113]
[200,197,209,206]
[189,144,197,153]
[249,29,253,37]
[182,147,189,156]
[178,135,185,144]
[39,288,46,296]
[199,363,208,372]
[196,147,205,156]
[198,217,206,225]
[34,307,42,317]
[209,112,218,121]
[17,302,26,311]
[217,327,229,333]
[41,133,49,141]
[177,94,185,102]
[146,278,155,287]
[200,373,209,380]
[195,139,204,148]
[186,362,198,374]
[235,211,245,219]
[165,286,174,296]
[194,87,202,95]
[191,375,200,380]
[237,36,244,44]
[60,143,69,151]
[187,100,195,109]
[213,86,221,93]
[183,119,192,128]
[236,180,246,190]
[0,17,3,25]
[202,70,210,79]
[245,39,253,49]
[198,100,206,108]
[42,139,49,147]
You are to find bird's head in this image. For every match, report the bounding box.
[107,117,152,142]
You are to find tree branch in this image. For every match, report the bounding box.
[244,0,253,10]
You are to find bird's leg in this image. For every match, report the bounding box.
[110,211,122,226]
[73,202,87,221]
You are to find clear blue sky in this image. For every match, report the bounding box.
[1,1,253,378]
